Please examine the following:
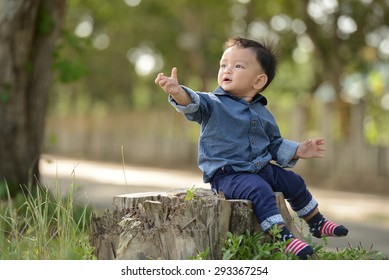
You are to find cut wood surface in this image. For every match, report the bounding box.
[90,188,304,260]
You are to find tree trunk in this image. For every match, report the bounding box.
[90,188,305,260]
[0,0,66,197]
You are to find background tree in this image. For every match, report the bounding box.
[0,0,66,197]
[297,0,389,140]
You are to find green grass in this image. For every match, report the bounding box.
[0,182,95,260]
[219,228,388,260]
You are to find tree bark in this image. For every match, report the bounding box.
[90,188,305,260]
[0,0,66,196]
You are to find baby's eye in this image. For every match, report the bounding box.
[220,64,226,68]
[235,64,244,69]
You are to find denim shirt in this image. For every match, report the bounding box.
[169,86,299,183]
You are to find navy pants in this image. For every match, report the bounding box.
[211,164,318,232]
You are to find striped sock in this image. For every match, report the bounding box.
[280,227,314,260]
[308,213,349,238]
[285,238,314,259]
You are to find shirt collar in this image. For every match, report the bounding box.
[213,86,268,106]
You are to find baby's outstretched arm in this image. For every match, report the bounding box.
[155,67,192,106]
[293,138,326,160]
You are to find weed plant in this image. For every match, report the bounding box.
[220,229,388,260]
[0,182,95,260]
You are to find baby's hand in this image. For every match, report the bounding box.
[294,138,326,159]
[155,67,181,96]
[155,67,192,106]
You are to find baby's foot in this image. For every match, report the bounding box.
[280,227,314,259]
[285,237,314,259]
[310,219,349,238]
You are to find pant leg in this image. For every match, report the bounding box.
[259,164,318,218]
[211,171,284,232]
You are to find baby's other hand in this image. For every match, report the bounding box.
[295,138,326,159]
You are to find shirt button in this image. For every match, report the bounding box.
[256,162,261,166]
[252,121,257,126]
[251,139,256,144]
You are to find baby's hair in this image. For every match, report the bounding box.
[224,37,277,92]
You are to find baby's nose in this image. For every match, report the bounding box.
[224,65,232,73]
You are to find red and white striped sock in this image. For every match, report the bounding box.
[308,213,349,238]
[285,238,313,259]
[307,212,348,238]
[318,220,348,237]
[320,220,338,236]
[280,227,313,259]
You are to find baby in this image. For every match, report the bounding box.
[155,37,348,259]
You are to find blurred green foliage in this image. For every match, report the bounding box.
[50,0,389,144]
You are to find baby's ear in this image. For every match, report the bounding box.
[254,74,268,91]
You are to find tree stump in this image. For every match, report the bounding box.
[90,188,304,260]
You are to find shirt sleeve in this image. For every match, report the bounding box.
[275,139,299,168]
[168,86,200,114]
[168,86,212,124]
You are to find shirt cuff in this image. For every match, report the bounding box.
[168,86,200,114]
[276,139,299,167]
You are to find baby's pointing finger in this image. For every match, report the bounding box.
[171,67,178,79]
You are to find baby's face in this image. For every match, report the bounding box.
[217,46,265,100]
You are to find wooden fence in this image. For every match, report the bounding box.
[43,108,389,195]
